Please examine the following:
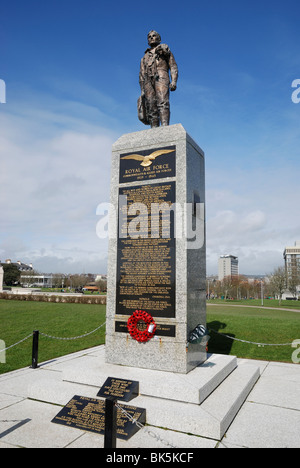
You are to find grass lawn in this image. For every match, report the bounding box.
[207,298,300,309]
[0,300,106,374]
[207,304,300,362]
[0,299,299,374]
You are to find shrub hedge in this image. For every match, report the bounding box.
[0,292,106,304]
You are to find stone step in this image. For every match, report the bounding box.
[62,353,237,405]
[131,363,260,440]
[201,364,261,438]
[27,355,260,442]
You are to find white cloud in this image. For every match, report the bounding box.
[0,92,116,273]
[205,164,300,275]
[207,208,266,243]
[240,210,266,232]
[1,82,299,277]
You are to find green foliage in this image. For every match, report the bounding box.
[3,264,20,286]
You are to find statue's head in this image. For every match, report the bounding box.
[147,30,161,47]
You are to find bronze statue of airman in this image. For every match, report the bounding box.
[138,30,178,128]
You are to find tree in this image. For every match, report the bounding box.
[221,276,234,300]
[231,275,247,300]
[239,278,252,299]
[65,274,87,289]
[52,274,66,289]
[95,278,107,293]
[268,266,286,305]
[3,264,21,286]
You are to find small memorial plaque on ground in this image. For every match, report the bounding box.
[97,377,139,402]
[52,395,146,440]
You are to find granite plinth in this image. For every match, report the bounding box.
[106,125,206,374]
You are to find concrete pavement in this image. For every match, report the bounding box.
[0,345,299,449]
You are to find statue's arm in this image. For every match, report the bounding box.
[139,58,145,95]
[169,52,178,91]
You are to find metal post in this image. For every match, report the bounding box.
[31,330,39,369]
[104,398,117,448]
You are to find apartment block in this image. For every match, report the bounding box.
[218,255,239,281]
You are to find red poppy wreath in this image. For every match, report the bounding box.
[127,310,156,343]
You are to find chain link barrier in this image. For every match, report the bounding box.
[115,403,178,449]
[0,322,295,357]
[0,323,106,355]
[39,322,106,341]
[0,334,33,354]
[208,328,295,347]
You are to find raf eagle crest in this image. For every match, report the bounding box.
[120,149,174,167]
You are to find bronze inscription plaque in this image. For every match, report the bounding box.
[116,181,176,320]
[97,377,139,402]
[51,395,146,440]
[119,145,176,183]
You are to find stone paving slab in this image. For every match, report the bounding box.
[224,359,300,448]
[0,346,299,449]
[248,373,300,410]
[223,402,300,448]
[0,399,81,448]
[65,427,217,449]
[0,394,24,410]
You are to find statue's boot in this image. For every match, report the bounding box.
[151,118,160,128]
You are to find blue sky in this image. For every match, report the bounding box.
[0,0,300,275]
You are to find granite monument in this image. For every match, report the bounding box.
[105,124,207,373]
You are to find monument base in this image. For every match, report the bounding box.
[29,347,260,442]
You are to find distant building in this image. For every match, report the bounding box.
[20,274,53,288]
[0,259,33,271]
[283,241,300,299]
[95,274,107,282]
[284,241,300,280]
[218,255,239,281]
[83,286,99,293]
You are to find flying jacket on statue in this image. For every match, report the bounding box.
[138,44,178,127]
